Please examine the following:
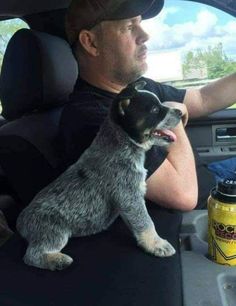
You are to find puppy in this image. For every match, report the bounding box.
[17,81,182,271]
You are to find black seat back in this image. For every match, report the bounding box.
[0,29,78,206]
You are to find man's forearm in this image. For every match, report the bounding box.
[185,73,236,118]
[146,122,198,211]
[200,72,236,114]
[165,123,198,203]
[167,123,196,177]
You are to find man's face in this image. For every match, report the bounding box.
[96,16,150,85]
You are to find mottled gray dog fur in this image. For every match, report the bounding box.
[17,81,182,271]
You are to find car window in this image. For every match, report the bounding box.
[0,18,29,112]
[0,18,29,73]
[142,0,236,108]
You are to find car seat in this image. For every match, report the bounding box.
[0,29,78,223]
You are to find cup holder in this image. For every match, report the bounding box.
[181,210,208,254]
[181,211,236,306]
[194,213,208,242]
[218,274,236,305]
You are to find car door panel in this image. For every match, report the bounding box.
[187,109,236,164]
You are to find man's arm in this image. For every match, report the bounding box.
[184,73,236,118]
[145,103,198,211]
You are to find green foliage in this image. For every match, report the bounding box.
[183,43,236,79]
[0,19,29,71]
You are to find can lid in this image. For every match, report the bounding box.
[217,179,236,197]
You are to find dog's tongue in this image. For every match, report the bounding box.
[157,129,177,142]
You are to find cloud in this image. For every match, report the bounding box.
[142,7,236,59]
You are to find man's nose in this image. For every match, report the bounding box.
[136,27,150,45]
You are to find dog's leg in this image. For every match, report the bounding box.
[23,231,73,271]
[119,198,175,257]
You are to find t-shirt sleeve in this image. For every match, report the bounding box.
[143,77,186,103]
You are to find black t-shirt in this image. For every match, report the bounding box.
[58,76,186,179]
[58,76,216,208]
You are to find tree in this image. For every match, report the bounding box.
[183,43,236,79]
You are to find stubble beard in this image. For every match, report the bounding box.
[113,61,148,86]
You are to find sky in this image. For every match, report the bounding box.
[142,0,236,60]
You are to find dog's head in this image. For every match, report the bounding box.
[110,81,182,148]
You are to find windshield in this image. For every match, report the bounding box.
[142,0,236,94]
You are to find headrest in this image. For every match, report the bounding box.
[0,29,78,120]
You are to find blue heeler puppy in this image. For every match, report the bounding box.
[17,81,182,271]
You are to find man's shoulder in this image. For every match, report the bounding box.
[61,85,110,128]
[140,76,162,90]
[140,77,167,101]
[140,77,186,103]
[69,89,98,107]
[69,77,115,108]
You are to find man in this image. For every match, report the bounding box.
[61,0,236,210]
[59,1,232,304]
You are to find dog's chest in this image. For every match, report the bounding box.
[134,159,147,195]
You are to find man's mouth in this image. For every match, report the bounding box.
[152,129,177,142]
[137,46,147,60]
[138,52,147,60]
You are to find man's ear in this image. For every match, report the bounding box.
[119,99,130,116]
[79,30,99,56]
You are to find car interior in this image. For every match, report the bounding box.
[0,0,236,305]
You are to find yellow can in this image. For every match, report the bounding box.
[208,179,236,266]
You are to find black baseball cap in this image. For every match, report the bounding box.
[66,0,164,45]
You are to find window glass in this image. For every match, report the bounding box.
[0,18,29,112]
[0,19,29,72]
[142,0,236,107]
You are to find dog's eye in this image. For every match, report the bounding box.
[151,106,159,114]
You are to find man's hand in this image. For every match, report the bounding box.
[162,101,189,127]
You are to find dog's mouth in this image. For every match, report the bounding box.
[152,128,177,142]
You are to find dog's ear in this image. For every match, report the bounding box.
[117,80,147,116]
[133,80,147,91]
[118,80,147,99]
[119,99,130,116]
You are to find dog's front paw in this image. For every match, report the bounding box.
[45,252,73,271]
[151,238,176,257]
[137,227,176,257]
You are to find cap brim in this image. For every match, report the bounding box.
[108,0,164,21]
[142,0,164,19]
